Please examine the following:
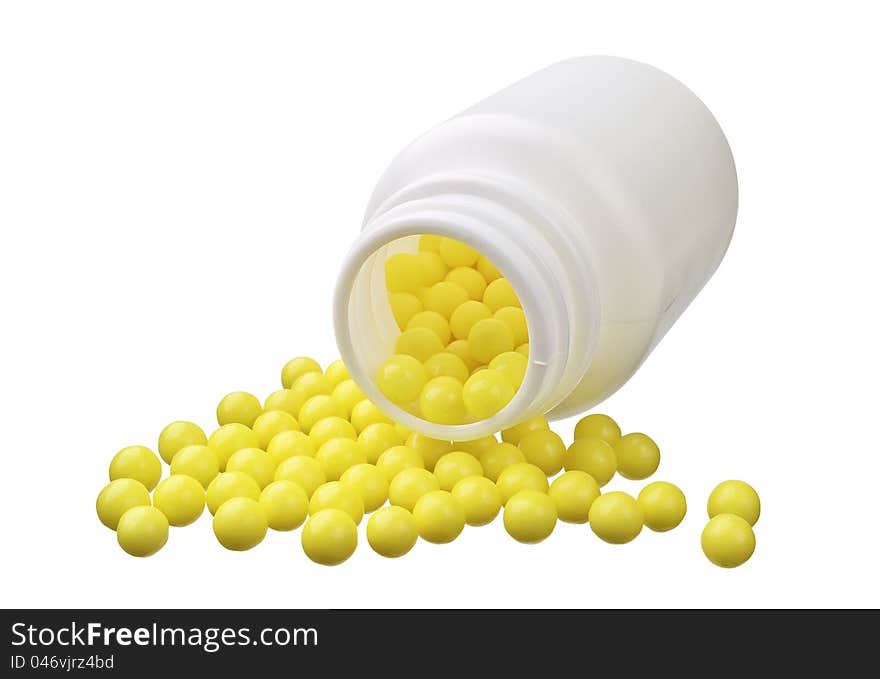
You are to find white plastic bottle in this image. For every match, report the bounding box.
[334,56,738,440]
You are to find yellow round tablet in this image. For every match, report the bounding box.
[96,478,151,530]
[496,463,549,504]
[281,356,322,389]
[701,513,756,568]
[433,452,483,491]
[405,433,452,471]
[476,255,502,282]
[386,467,437,512]
[504,489,557,543]
[482,278,520,312]
[573,413,621,443]
[488,351,528,388]
[478,442,526,482]
[259,480,309,531]
[637,481,687,532]
[549,471,601,524]
[350,400,393,433]
[395,327,445,363]
[493,306,528,346]
[614,432,661,480]
[340,463,389,513]
[315,438,366,482]
[423,281,470,319]
[216,391,263,428]
[263,389,300,418]
[290,372,334,413]
[419,376,466,424]
[301,508,358,566]
[445,266,487,301]
[158,421,207,464]
[563,438,617,486]
[309,416,357,450]
[367,506,418,558]
[588,491,643,544]
[406,310,452,345]
[332,379,366,418]
[109,445,162,490]
[170,444,220,488]
[389,292,424,330]
[707,480,760,526]
[205,471,261,515]
[468,318,515,364]
[462,370,515,419]
[412,490,465,543]
[273,456,325,498]
[152,475,205,526]
[385,252,422,293]
[438,237,479,268]
[424,352,470,384]
[501,416,549,444]
[445,339,478,371]
[266,430,315,463]
[213,497,268,551]
[518,429,565,476]
[358,423,404,465]
[451,476,501,526]
[116,506,168,557]
[324,359,350,389]
[309,481,364,525]
[226,447,276,489]
[298,394,343,433]
[207,423,259,471]
[377,354,428,405]
[251,410,300,449]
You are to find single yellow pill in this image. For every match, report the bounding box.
[423,281,470,319]
[494,306,528,346]
[701,513,756,568]
[516,342,529,357]
[405,433,452,471]
[226,447,276,489]
[424,352,470,383]
[309,481,364,524]
[340,463,388,513]
[205,471,261,514]
[438,237,479,268]
[324,359,350,389]
[518,429,566,476]
[614,432,661,480]
[468,318,515,364]
[96,479,151,530]
[564,438,617,486]
[350,400,393,433]
[395,327,444,363]
[281,356,322,389]
[479,442,526,482]
[117,506,168,557]
[158,420,207,464]
[259,480,309,531]
[316,438,367,482]
[445,339,478,371]
[389,292,424,330]
[573,413,621,443]
[406,310,452,345]
[496,463,549,504]
[266,430,315,462]
[377,354,428,405]
[388,467,440,511]
[445,266,487,301]
[301,508,358,566]
[549,471,601,524]
[152,475,205,526]
[707,480,761,526]
[358,423,404,464]
[290,371,334,410]
[332,379,366,418]
[309,416,357,450]
[263,389,300,417]
[170,444,220,488]
[419,234,443,253]
[588,491,644,544]
[501,415,549,444]
[412,490,465,543]
[462,370,515,419]
[476,255,503,282]
[213,497,268,551]
[451,476,501,526]
[452,435,498,457]
[488,351,528,388]
[207,423,259,471]
[432,452,483,491]
[273,456,325,498]
[376,445,425,481]
[482,278,520,312]
[415,251,449,287]
[216,391,263,428]
[504,489,557,543]
[385,252,422,293]
[367,506,418,558]
[638,481,687,532]
[298,394,343,433]
[252,410,300,449]
[419,376,467,424]
[109,445,162,490]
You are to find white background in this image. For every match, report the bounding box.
[1,1,878,609]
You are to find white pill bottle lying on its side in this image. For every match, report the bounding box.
[334,56,738,440]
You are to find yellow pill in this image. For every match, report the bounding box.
[281,356,322,389]
[323,359,350,388]
[315,438,366,482]
[377,354,428,405]
[367,506,418,558]
[170,444,220,488]
[213,497,268,551]
[208,423,259,471]
[614,433,661,480]
[518,429,565,476]
[273,456,325,498]
[340,463,388,513]
[96,479,151,530]
[549,471,600,524]
[516,342,529,357]
[419,234,443,253]
[152,475,205,526]
[259,480,308,531]
[395,327,444,363]
[462,370,515,419]
[350,400,393,433]
[385,252,422,293]
[451,476,501,526]
[504,489,557,543]
[388,467,440,511]
[449,300,492,340]
[158,420,207,464]
[573,413,621,443]
[266,430,315,462]
[468,318,515,364]
[291,373,334,414]
[476,255,503,282]
[263,389,300,417]
[707,480,761,526]
[423,281,470,319]
[701,513,756,568]
[206,471,262,514]
[564,438,617,486]
[638,481,687,532]
[479,442,526,482]
[452,435,498,457]
[415,286,432,306]
[433,452,483,491]
[117,506,168,557]
[216,391,263,428]
[406,310,452,345]
[301,508,358,566]
[438,237,479,268]
[413,490,465,543]
[109,445,162,490]
[494,306,528,346]
[358,422,405,464]
[445,266,487,301]
[496,463,549,504]
[405,433,453,471]
[389,292,424,329]
[588,491,644,544]
[501,416,549,445]
[226,447,276,489]
[309,481,364,524]
[252,410,300,449]
[488,351,528,389]
[415,251,448,286]
[376,445,425,481]
[482,278,520,312]
[419,376,467,424]
[424,352,470,383]
[309,416,357,450]
[298,394,343,433]
[332,379,366,418]
[444,340,477,372]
